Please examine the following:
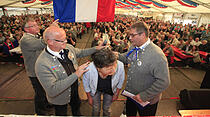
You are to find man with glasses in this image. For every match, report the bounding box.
[20,18,58,115]
[35,26,104,116]
[118,22,170,116]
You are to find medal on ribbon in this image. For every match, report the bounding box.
[137,59,142,66]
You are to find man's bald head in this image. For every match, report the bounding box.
[43,26,67,52]
[43,26,66,42]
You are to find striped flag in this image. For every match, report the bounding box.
[53,0,115,22]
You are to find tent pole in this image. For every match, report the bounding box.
[2,7,7,16]
[26,7,29,15]
[172,13,175,24]
[162,13,165,21]
[197,14,202,27]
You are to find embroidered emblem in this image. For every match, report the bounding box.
[68,52,74,60]
[51,65,59,72]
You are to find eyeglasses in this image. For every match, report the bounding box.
[51,39,67,43]
[129,32,143,38]
[25,24,38,28]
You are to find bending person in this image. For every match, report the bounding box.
[83,48,125,116]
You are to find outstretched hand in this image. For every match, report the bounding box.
[50,19,60,27]
[95,39,106,50]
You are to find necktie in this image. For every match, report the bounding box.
[126,47,140,60]
[59,51,65,60]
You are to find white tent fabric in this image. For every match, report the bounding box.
[116,0,210,13]
[0,0,210,13]
[0,0,209,26]
[198,14,210,27]
[0,0,52,8]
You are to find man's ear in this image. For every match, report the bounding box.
[48,39,54,46]
[24,27,29,32]
[142,32,147,38]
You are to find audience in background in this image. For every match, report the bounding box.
[0,14,209,69]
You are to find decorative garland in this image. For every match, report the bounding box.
[22,0,36,4]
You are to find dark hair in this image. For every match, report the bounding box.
[130,22,149,37]
[91,48,117,68]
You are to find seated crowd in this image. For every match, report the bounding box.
[0,14,209,68]
[0,14,91,65]
[0,12,209,116]
[92,15,209,68]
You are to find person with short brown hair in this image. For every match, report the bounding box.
[83,48,125,116]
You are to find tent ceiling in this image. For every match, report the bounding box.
[0,0,53,9]
[116,0,210,13]
[0,0,210,13]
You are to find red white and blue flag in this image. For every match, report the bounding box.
[53,0,115,23]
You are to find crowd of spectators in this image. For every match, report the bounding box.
[92,15,209,68]
[0,14,209,68]
[0,14,89,65]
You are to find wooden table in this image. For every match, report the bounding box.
[9,46,22,54]
[179,110,210,116]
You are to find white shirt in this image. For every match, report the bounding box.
[138,39,150,50]
[47,46,63,59]
[26,32,36,38]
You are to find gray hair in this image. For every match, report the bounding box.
[23,17,36,28]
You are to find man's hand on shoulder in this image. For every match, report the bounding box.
[75,61,90,77]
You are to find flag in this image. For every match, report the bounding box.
[53,0,115,23]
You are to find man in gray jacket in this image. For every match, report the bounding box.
[118,22,170,116]
[20,18,52,115]
[35,26,103,116]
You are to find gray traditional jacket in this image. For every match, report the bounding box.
[35,44,97,105]
[20,33,46,77]
[119,42,170,104]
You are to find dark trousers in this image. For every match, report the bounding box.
[126,97,158,116]
[29,77,48,115]
[77,33,82,39]
[54,80,81,116]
